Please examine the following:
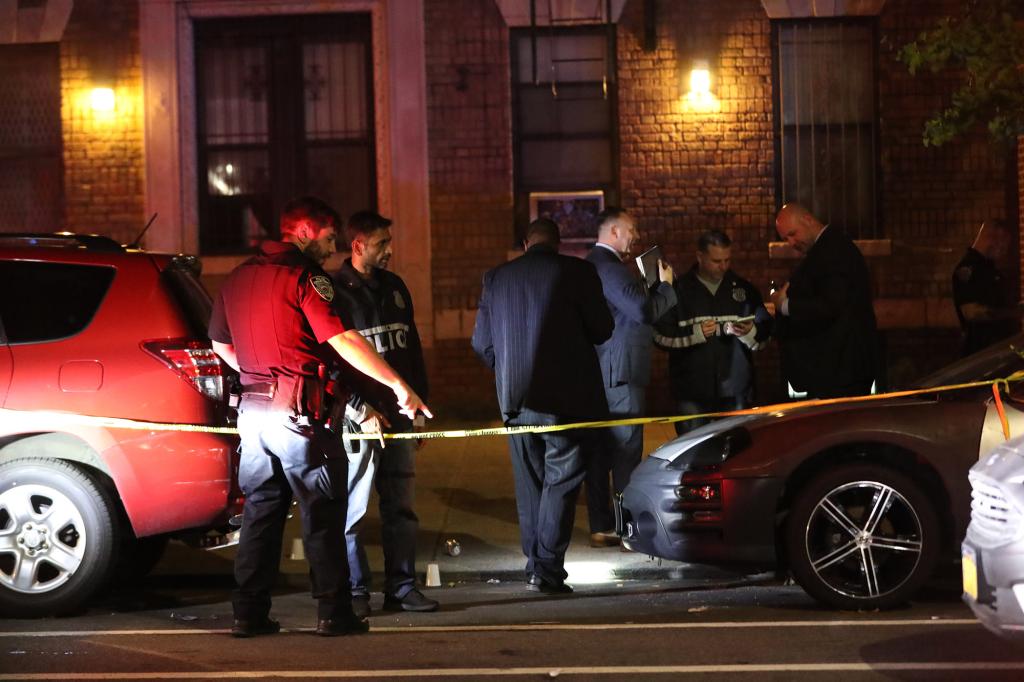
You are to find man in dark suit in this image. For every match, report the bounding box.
[471,218,613,593]
[585,207,676,547]
[770,203,878,399]
[953,219,1020,357]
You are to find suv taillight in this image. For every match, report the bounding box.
[142,338,225,401]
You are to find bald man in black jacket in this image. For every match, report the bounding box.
[472,218,613,593]
[771,203,878,398]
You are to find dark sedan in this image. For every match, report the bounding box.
[619,335,1024,610]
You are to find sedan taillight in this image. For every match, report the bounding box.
[142,338,225,402]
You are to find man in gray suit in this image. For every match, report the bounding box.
[585,207,676,546]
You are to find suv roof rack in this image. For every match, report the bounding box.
[0,232,125,252]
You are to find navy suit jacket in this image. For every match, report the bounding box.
[472,244,614,421]
[586,245,677,388]
[777,225,878,397]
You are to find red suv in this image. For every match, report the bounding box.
[0,233,241,616]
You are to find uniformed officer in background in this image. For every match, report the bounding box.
[953,219,1020,357]
[209,196,431,638]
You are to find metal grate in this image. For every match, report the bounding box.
[195,14,375,254]
[512,29,616,190]
[0,43,63,232]
[773,20,879,239]
[967,472,1024,547]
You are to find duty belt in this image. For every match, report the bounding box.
[241,382,276,398]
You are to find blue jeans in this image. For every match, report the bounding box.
[233,400,349,621]
[344,435,418,598]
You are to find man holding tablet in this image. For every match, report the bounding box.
[654,229,773,435]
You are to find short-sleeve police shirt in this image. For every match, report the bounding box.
[209,241,348,386]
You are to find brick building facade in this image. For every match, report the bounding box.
[422,0,1016,415]
[2,0,1019,418]
[60,0,144,244]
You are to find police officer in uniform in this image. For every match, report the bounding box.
[953,219,1020,357]
[333,210,437,616]
[209,196,430,638]
[654,229,772,435]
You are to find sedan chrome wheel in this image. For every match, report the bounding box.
[805,481,922,600]
[786,464,939,610]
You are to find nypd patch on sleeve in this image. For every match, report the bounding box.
[310,275,335,302]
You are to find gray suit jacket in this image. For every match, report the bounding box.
[586,245,677,388]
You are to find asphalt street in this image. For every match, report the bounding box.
[2,422,1023,680]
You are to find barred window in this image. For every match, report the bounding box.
[772,20,879,239]
[195,14,375,254]
[511,27,618,243]
[0,43,62,233]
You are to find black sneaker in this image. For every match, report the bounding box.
[231,617,281,638]
[352,593,371,619]
[382,588,439,612]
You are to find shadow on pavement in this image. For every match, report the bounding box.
[428,486,519,525]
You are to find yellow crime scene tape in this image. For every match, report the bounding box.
[3,371,1023,442]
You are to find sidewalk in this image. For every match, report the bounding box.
[159,421,720,587]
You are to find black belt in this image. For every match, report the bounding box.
[241,382,276,397]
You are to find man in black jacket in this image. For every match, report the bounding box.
[771,203,878,399]
[953,219,1019,357]
[333,210,437,616]
[655,229,772,435]
[472,218,613,593]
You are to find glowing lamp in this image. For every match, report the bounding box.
[683,59,718,112]
[689,61,711,96]
[90,87,115,112]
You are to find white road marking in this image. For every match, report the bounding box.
[5,662,1024,679]
[0,618,979,638]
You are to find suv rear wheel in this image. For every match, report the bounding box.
[0,458,121,617]
[785,464,940,610]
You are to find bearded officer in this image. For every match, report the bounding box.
[332,210,437,617]
[209,196,431,638]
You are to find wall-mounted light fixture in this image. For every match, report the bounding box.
[86,43,118,115]
[683,59,719,112]
[89,87,116,112]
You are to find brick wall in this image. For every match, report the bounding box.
[423,0,513,416]
[46,0,1022,417]
[60,0,144,243]
[877,0,1010,301]
[875,0,1014,387]
[616,0,779,409]
[617,0,776,275]
[423,0,1016,414]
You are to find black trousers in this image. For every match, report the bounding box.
[585,382,644,533]
[233,397,350,621]
[506,409,587,585]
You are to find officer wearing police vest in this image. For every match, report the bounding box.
[209,196,431,638]
[654,229,772,435]
[332,210,437,617]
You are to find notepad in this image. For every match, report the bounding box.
[635,245,663,288]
